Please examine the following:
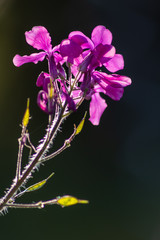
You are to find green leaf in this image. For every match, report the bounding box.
[75,111,87,135]
[26,172,54,193]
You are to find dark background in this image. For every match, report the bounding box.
[0,0,160,239]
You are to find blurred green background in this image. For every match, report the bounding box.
[0,0,160,239]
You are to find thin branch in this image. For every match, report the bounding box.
[40,127,76,163]
[6,199,57,209]
[25,132,37,154]
[15,128,26,181]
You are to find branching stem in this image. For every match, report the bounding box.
[40,125,77,163]
[0,102,67,212]
[0,70,84,213]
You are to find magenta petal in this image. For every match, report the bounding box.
[91,25,112,47]
[93,44,114,67]
[69,31,94,49]
[36,72,50,92]
[36,72,50,87]
[89,93,107,125]
[104,54,124,73]
[13,52,46,67]
[93,71,132,88]
[102,46,115,59]
[60,39,82,64]
[105,85,124,101]
[25,26,52,52]
[109,74,132,87]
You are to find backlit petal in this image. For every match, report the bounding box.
[105,85,124,100]
[13,52,46,67]
[89,92,107,125]
[92,44,114,67]
[25,26,52,52]
[69,31,94,49]
[91,25,112,47]
[60,39,82,64]
[104,54,124,72]
[36,72,50,87]
[93,71,132,88]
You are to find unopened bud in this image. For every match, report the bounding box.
[22,98,30,127]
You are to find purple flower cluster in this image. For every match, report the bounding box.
[13,25,131,125]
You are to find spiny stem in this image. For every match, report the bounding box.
[0,103,67,212]
[40,126,76,163]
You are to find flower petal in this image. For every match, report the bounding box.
[60,39,82,64]
[93,71,132,88]
[93,75,124,100]
[13,52,46,67]
[89,92,107,125]
[91,25,112,47]
[105,85,124,101]
[101,46,116,64]
[69,31,94,49]
[91,44,114,68]
[36,72,50,93]
[25,26,52,52]
[36,72,50,87]
[104,54,124,72]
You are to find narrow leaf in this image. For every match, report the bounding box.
[57,195,89,207]
[75,111,87,135]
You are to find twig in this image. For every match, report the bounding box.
[6,198,57,209]
[40,126,77,163]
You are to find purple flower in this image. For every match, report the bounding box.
[86,71,131,125]
[13,25,132,125]
[61,25,131,125]
[59,25,124,73]
[13,26,62,79]
[13,26,51,66]
[13,26,75,114]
